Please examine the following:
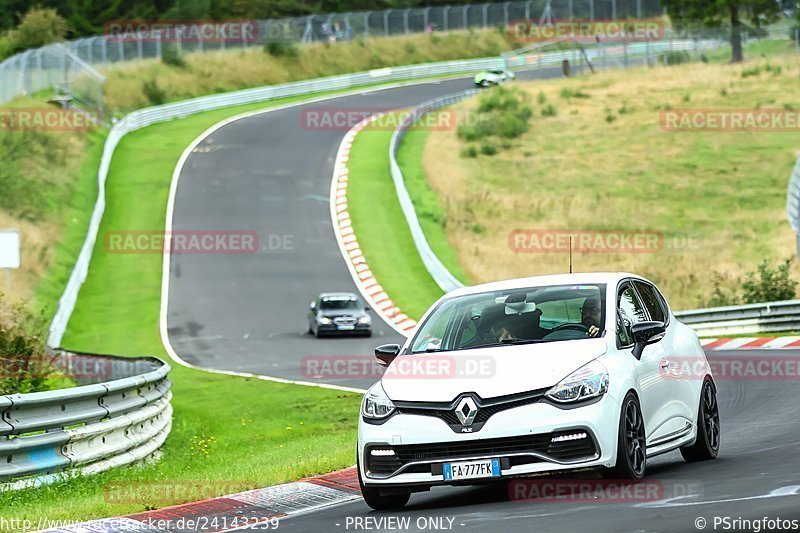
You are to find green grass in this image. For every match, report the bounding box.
[1,93,369,522]
[347,121,446,320]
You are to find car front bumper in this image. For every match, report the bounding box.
[358,394,619,488]
[317,323,372,334]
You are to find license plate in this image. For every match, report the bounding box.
[443,458,501,481]
[336,325,355,330]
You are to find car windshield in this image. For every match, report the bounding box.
[409,284,606,353]
[320,296,362,310]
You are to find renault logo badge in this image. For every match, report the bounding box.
[455,397,478,427]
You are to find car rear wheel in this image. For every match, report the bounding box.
[681,379,720,462]
[357,457,410,510]
[610,392,646,480]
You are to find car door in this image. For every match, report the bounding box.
[634,281,695,434]
[617,281,671,444]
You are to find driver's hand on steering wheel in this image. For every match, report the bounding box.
[587,325,600,337]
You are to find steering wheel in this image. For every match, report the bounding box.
[552,323,590,333]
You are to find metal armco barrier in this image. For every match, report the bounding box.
[48,38,710,348]
[0,354,171,490]
[675,300,800,337]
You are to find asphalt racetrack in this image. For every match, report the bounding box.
[165,67,564,390]
[165,67,800,530]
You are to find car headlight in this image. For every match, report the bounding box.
[361,383,395,420]
[546,359,609,403]
[319,317,332,324]
[358,316,371,325]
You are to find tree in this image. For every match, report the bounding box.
[5,7,68,53]
[661,0,782,62]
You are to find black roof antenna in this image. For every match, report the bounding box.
[569,236,573,274]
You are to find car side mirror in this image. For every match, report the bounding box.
[375,344,401,367]
[631,321,666,360]
[310,301,316,311]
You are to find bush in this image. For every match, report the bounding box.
[742,259,797,304]
[663,50,690,66]
[161,44,187,68]
[5,8,67,55]
[461,145,478,158]
[560,88,590,100]
[541,103,557,117]
[480,141,497,155]
[265,40,299,58]
[741,66,762,78]
[143,79,167,105]
[0,299,62,394]
[706,273,741,307]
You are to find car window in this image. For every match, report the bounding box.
[633,281,666,323]
[617,283,647,345]
[409,284,606,353]
[319,296,362,310]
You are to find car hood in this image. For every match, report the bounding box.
[381,339,607,402]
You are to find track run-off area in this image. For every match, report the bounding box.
[161,71,800,531]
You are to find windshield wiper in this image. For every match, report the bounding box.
[499,338,554,345]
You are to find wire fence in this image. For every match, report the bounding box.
[0,0,667,108]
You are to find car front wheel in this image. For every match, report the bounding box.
[610,392,646,480]
[358,457,410,510]
[680,379,720,462]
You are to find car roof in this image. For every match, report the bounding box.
[444,272,647,299]
[318,292,360,299]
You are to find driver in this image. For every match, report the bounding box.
[582,296,602,338]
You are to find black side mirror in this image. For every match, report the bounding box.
[375,344,401,367]
[631,321,666,360]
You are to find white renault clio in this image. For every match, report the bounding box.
[357,273,719,509]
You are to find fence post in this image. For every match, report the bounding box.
[384,11,389,36]
[137,33,143,60]
[568,0,574,19]
[364,13,369,38]
[101,37,107,65]
[155,33,161,60]
[443,6,450,31]
[612,0,617,20]
[482,4,488,29]
[503,2,509,28]
[463,5,469,29]
[524,1,531,21]
[403,9,410,34]
[590,0,595,20]
[636,0,642,19]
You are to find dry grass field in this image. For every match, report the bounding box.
[424,47,800,309]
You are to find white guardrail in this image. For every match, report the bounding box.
[48,38,711,348]
[389,59,800,338]
[0,352,171,490]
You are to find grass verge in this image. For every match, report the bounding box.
[0,93,369,522]
[347,120,447,320]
